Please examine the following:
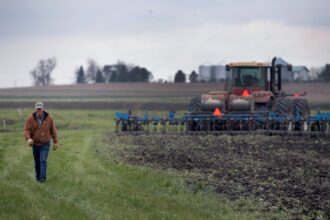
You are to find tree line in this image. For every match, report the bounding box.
[75,60,199,84]
[172,70,198,83]
[75,59,153,84]
[29,57,200,85]
[29,57,330,86]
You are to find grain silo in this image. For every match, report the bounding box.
[199,65,212,81]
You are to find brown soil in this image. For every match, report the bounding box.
[107,134,330,219]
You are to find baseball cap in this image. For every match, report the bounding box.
[35,101,44,109]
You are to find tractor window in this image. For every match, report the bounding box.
[232,67,267,88]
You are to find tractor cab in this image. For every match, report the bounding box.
[225,57,292,96]
[226,62,269,96]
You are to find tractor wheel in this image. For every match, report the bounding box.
[272,97,293,131]
[292,99,310,131]
[272,97,293,116]
[189,97,202,113]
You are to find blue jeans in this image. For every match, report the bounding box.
[32,142,50,181]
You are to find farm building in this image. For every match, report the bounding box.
[292,66,310,81]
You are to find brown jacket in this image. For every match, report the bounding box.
[24,111,58,146]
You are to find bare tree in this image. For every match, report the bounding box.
[30,57,57,86]
[86,59,100,83]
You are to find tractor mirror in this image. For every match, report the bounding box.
[225,65,231,71]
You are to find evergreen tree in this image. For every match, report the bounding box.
[174,70,186,83]
[95,69,105,83]
[75,66,86,84]
[189,70,198,83]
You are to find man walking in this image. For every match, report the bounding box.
[24,102,58,183]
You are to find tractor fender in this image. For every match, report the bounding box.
[252,91,273,103]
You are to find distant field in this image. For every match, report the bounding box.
[0,82,329,110]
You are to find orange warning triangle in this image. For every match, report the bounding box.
[213,107,222,117]
[242,88,250,97]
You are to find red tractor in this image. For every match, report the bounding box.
[189,57,310,130]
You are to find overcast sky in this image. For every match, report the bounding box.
[1,0,330,88]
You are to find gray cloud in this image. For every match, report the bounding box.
[1,0,329,38]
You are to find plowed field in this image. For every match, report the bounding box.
[106,134,330,219]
